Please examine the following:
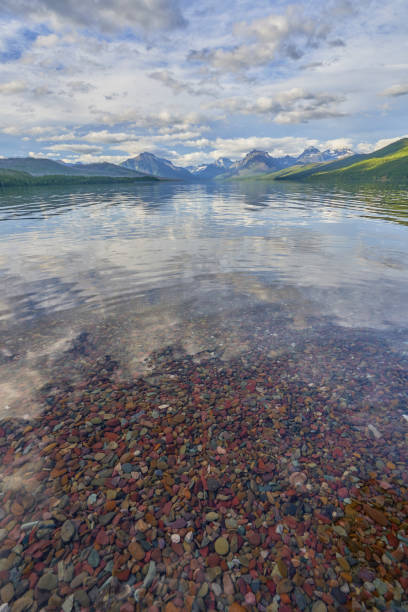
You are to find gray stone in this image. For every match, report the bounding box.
[75,590,90,607]
[58,561,74,583]
[99,512,115,526]
[332,525,348,537]
[71,571,88,589]
[37,573,57,591]
[88,549,100,569]
[61,520,75,543]
[9,593,33,612]
[207,478,220,492]
[143,561,156,589]
[294,587,308,610]
[87,494,97,506]
[211,582,222,597]
[311,603,327,612]
[0,583,14,603]
[62,594,74,612]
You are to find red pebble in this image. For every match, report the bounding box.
[322,592,334,605]
[207,553,220,568]
[116,568,130,581]
[303,582,314,597]
[28,572,38,589]
[95,529,109,546]
[266,580,276,595]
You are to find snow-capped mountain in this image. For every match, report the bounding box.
[120,146,355,181]
[121,152,192,180]
[190,157,234,179]
[296,147,353,164]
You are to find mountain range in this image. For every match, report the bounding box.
[118,146,354,180]
[0,139,406,187]
[0,145,353,182]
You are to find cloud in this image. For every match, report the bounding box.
[81,130,131,144]
[203,136,321,160]
[382,83,408,97]
[1,125,53,136]
[188,3,349,73]
[48,143,103,154]
[67,81,96,94]
[323,137,353,150]
[220,88,346,124]
[0,80,27,95]
[59,153,127,164]
[1,0,187,34]
[356,134,408,153]
[149,70,217,97]
[274,107,347,124]
[97,108,210,132]
[33,33,59,48]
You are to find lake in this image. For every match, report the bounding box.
[1,181,407,610]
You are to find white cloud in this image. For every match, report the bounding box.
[67,81,96,94]
[0,80,27,95]
[81,130,132,144]
[382,83,408,97]
[207,136,321,160]
[356,134,408,153]
[219,88,346,124]
[48,143,103,154]
[149,70,217,97]
[188,2,351,73]
[274,107,346,124]
[59,153,127,164]
[323,137,353,150]
[33,33,59,48]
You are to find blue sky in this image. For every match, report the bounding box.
[0,0,407,166]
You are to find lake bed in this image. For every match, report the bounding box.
[1,181,407,610]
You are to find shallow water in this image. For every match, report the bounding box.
[0,181,407,610]
[1,181,408,417]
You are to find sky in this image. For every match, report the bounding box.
[0,0,407,167]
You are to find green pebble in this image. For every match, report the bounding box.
[214,536,229,555]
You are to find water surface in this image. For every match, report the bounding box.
[0,181,407,610]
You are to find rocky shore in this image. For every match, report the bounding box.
[1,327,407,611]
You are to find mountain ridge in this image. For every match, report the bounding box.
[0,157,148,178]
[121,152,192,180]
[120,146,354,180]
[273,138,408,184]
[0,140,406,186]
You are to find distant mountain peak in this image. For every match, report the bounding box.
[215,157,233,168]
[303,146,320,154]
[244,149,271,158]
[121,151,192,180]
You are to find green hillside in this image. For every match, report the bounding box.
[274,138,408,184]
[0,168,158,188]
[0,157,148,178]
